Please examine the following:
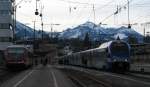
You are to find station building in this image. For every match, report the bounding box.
[0,0,13,65]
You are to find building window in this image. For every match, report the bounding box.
[0,0,10,2]
[0,23,10,29]
[0,37,12,42]
[0,10,11,16]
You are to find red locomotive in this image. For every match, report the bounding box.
[4,45,33,69]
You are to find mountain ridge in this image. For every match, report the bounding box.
[59,21,143,43]
[16,21,143,43]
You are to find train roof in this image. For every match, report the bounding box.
[99,40,129,49]
[7,45,33,53]
[99,41,113,49]
[7,45,28,48]
[63,40,129,57]
[69,41,113,54]
[7,45,33,48]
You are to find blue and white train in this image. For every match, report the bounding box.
[59,40,131,72]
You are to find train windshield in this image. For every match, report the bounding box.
[7,48,25,58]
[8,48,25,53]
[110,42,129,57]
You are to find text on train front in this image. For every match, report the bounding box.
[109,41,130,62]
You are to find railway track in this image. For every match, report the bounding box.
[62,69,112,87]
[123,72,150,82]
[129,70,150,76]
[58,65,150,81]
[56,65,150,87]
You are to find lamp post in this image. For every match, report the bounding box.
[12,0,30,42]
[32,20,37,64]
[39,5,44,40]
[32,21,38,41]
[50,24,60,38]
[35,0,39,15]
[127,0,131,28]
[42,23,60,39]
[24,23,30,41]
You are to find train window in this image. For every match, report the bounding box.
[7,48,25,53]
[110,42,129,55]
[95,51,100,57]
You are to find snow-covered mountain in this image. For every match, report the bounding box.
[59,21,143,43]
[16,21,143,43]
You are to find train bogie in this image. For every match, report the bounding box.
[112,62,130,72]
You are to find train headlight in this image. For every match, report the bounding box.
[107,58,111,62]
[125,59,128,62]
[113,59,117,62]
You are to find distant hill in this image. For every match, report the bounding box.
[15,21,49,40]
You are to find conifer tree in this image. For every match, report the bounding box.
[128,35,138,44]
[83,33,91,50]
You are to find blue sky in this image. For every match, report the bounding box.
[16,0,150,34]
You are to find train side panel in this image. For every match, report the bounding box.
[93,49,107,69]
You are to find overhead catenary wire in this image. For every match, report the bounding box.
[17,0,150,32]
[70,0,114,27]
[67,0,116,26]
[114,0,150,27]
[86,0,115,24]
[121,0,150,25]
[16,0,27,6]
[46,0,125,26]
[69,0,90,27]
[93,4,95,24]
[58,0,100,5]
[95,0,115,11]
[99,0,134,25]
[59,0,147,27]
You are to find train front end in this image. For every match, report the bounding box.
[109,41,130,72]
[5,47,27,68]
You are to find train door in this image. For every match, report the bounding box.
[25,50,30,66]
[105,48,112,70]
[0,51,4,66]
[76,53,80,66]
[92,48,108,69]
[94,50,105,69]
[81,53,87,67]
[87,51,93,68]
[78,53,82,66]
[28,52,33,66]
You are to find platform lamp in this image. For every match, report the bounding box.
[24,23,30,41]
[12,0,27,42]
[35,0,39,15]
[39,4,44,40]
[126,0,131,29]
